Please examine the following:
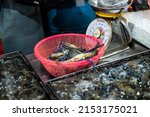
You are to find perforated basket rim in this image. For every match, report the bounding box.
[34,33,104,65]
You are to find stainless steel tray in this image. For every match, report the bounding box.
[0,51,50,100]
[46,50,150,100]
[89,0,132,14]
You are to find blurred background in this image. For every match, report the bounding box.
[0,0,150,55]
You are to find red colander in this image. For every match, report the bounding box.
[34,33,105,77]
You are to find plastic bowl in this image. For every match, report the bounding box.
[34,33,105,77]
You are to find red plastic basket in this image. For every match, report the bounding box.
[34,33,105,77]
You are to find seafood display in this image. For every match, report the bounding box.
[48,42,101,62]
[47,50,150,100]
[0,52,48,100]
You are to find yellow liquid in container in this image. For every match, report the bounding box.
[96,12,122,19]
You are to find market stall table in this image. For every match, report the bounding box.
[26,10,150,99]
